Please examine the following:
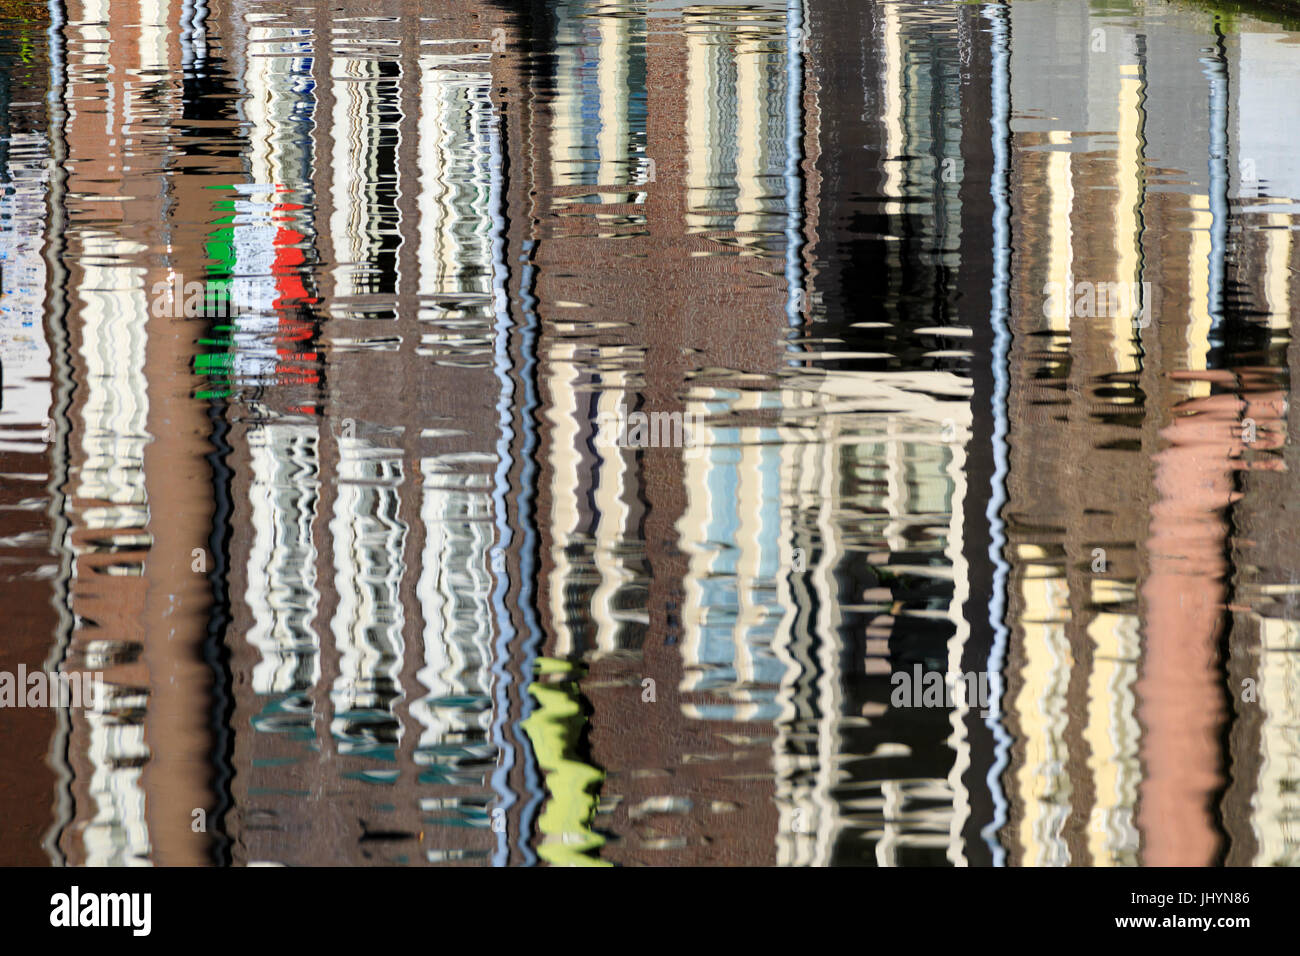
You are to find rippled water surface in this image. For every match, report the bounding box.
[2,0,1299,866]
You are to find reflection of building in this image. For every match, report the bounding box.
[1225,24,1300,868]
[998,0,1298,867]
[527,0,803,865]
[49,0,219,866]
[218,1,529,866]
[766,0,997,867]
[12,0,1299,870]
[0,9,60,866]
[999,2,1152,866]
[217,0,821,869]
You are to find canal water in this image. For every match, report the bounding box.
[1,0,1298,866]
